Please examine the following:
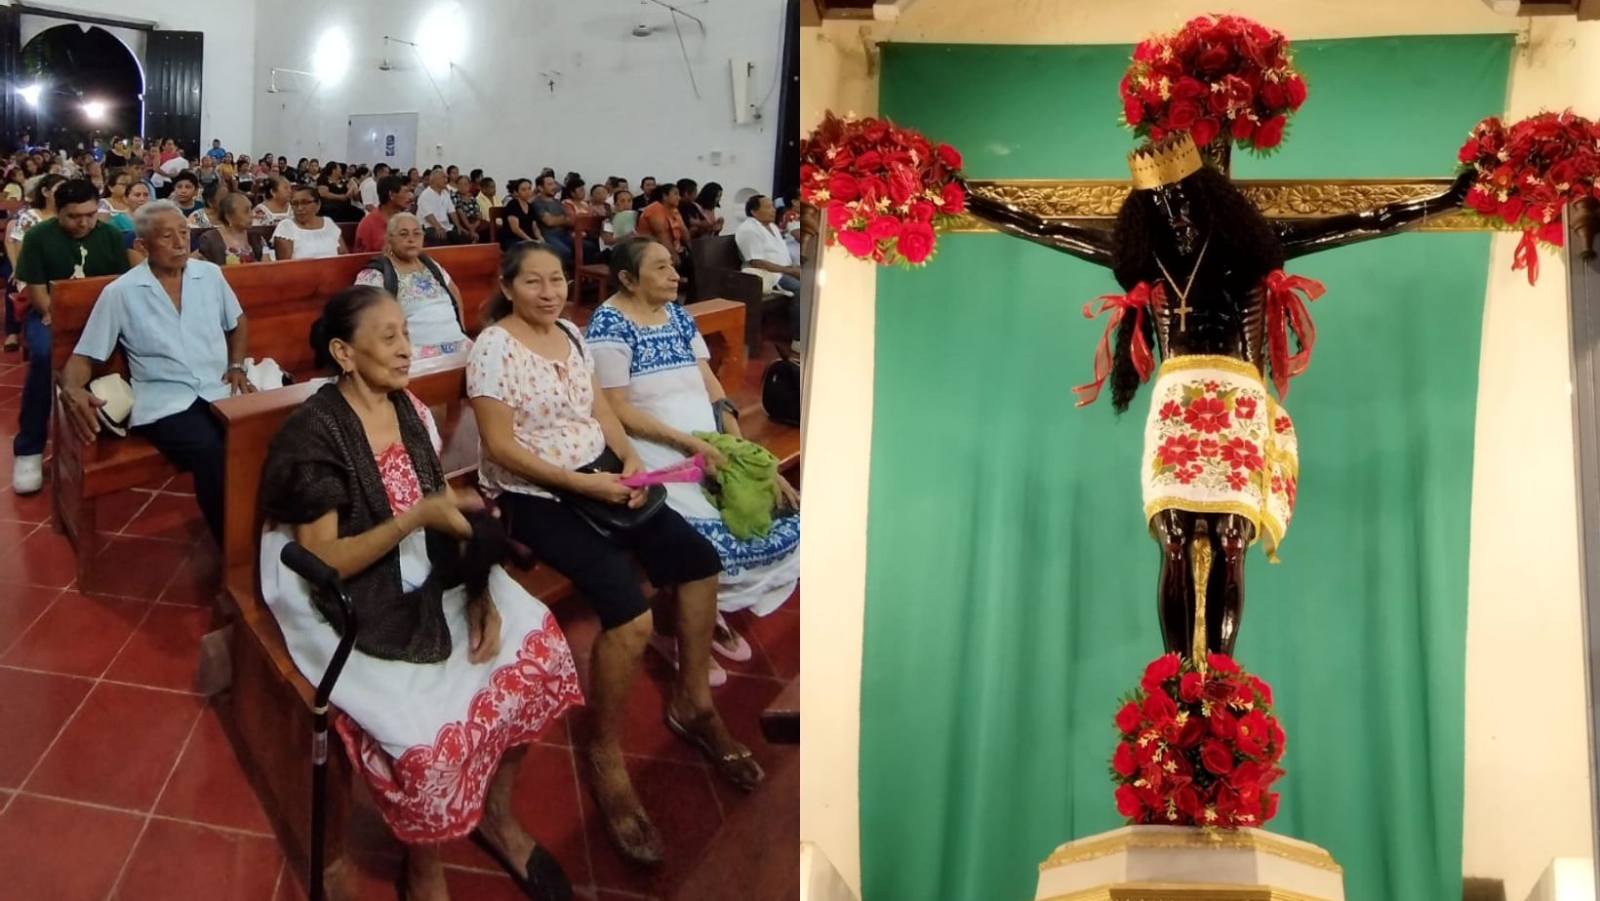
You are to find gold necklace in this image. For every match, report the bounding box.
[1153,237,1210,333]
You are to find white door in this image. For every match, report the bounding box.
[346,113,419,171]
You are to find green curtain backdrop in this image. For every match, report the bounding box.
[860,35,1512,901]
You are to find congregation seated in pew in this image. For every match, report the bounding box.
[259,284,584,900]
[56,199,252,540]
[353,211,472,360]
[467,241,763,865]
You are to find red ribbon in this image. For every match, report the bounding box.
[1072,282,1160,407]
[1262,270,1326,401]
[1513,227,1540,286]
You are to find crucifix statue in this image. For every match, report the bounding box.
[957,133,1479,661]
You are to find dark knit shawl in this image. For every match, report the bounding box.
[260,382,462,663]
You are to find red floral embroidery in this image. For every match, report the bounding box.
[1274,414,1292,434]
[1226,470,1250,491]
[1175,464,1201,485]
[333,612,584,844]
[1221,438,1264,472]
[1233,396,1257,421]
[1159,400,1183,421]
[1199,438,1220,459]
[1157,434,1200,467]
[1184,396,1231,433]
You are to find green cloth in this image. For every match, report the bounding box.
[14,219,128,286]
[862,35,1510,901]
[694,431,779,540]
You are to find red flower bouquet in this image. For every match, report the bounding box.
[1120,14,1307,157]
[1458,111,1600,285]
[799,111,967,267]
[1110,653,1286,829]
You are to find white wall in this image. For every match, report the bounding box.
[0,0,257,151]
[800,3,1598,901]
[250,0,786,204]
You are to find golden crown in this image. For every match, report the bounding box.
[1128,132,1203,191]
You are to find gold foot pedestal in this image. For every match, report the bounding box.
[1035,826,1346,901]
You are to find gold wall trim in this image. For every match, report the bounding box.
[1040,830,1343,874]
[949,178,1505,232]
[1036,881,1334,901]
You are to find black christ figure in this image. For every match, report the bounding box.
[960,133,1474,659]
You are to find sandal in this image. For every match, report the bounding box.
[2,335,16,352]
[585,754,664,866]
[648,632,728,687]
[469,830,573,901]
[666,708,764,792]
[711,613,753,663]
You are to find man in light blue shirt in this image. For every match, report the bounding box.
[206,139,227,162]
[57,200,255,542]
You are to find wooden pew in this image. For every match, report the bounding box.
[213,300,767,899]
[570,213,609,306]
[47,245,503,588]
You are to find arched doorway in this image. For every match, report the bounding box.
[18,24,143,149]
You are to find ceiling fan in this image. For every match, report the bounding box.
[628,0,710,98]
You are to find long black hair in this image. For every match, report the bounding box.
[483,241,565,325]
[1106,165,1284,413]
[310,284,391,372]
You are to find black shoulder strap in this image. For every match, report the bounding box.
[554,320,583,356]
[362,254,398,296]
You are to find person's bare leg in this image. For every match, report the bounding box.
[477,745,536,876]
[665,575,762,788]
[402,843,450,901]
[587,610,660,857]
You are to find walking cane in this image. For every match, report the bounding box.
[280,542,360,901]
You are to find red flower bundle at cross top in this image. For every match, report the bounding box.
[799,111,967,267]
[1120,14,1308,155]
[1458,110,1600,285]
[1111,652,1287,829]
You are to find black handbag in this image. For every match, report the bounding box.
[761,344,801,427]
[553,447,667,539]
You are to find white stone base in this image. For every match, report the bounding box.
[1035,826,1346,901]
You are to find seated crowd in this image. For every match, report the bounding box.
[1,135,803,901]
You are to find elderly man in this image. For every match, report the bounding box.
[57,200,253,542]
[11,177,134,494]
[735,194,800,296]
[416,167,466,246]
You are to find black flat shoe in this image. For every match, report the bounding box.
[469,830,573,901]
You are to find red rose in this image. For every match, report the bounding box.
[886,164,919,207]
[1142,653,1181,690]
[1269,719,1287,753]
[1115,700,1144,733]
[853,149,883,173]
[1499,195,1527,226]
[896,220,936,264]
[1260,81,1287,110]
[827,201,853,231]
[910,199,937,222]
[1150,126,1168,142]
[1112,741,1139,777]
[836,229,876,258]
[1172,77,1207,101]
[1178,671,1204,702]
[940,182,966,214]
[1208,705,1238,739]
[1141,691,1178,726]
[1231,760,1267,789]
[866,214,901,242]
[1457,139,1481,165]
[1133,39,1158,63]
[1236,710,1271,756]
[1539,218,1565,244]
[1190,117,1221,148]
[1165,100,1202,132]
[861,119,888,143]
[1206,653,1240,674]
[1204,677,1236,707]
[1115,783,1146,819]
[857,175,888,206]
[936,143,962,170]
[1176,716,1206,748]
[1200,739,1235,775]
[1124,98,1145,125]
[1254,114,1287,149]
[829,172,860,202]
[1173,784,1203,819]
[1248,674,1274,705]
[1467,186,1499,215]
[1196,44,1230,73]
[1262,790,1280,821]
[1285,75,1308,109]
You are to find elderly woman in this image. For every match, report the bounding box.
[273,184,347,260]
[187,178,229,228]
[586,236,799,663]
[468,242,762,866]
[252,175,293,226]
[353,212,471,359]
[260,285,582,901]
[195,193,265,265]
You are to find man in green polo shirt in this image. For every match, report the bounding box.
[11,177,133,494]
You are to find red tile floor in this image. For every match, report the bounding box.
[0,353,799,900]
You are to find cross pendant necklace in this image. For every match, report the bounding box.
[1154,237,1210,333]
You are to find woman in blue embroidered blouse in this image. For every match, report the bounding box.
[585,237,800,667]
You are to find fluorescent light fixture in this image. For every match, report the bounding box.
[82,100,107,120]
[16,84,41,106]
[312,28,351,85]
